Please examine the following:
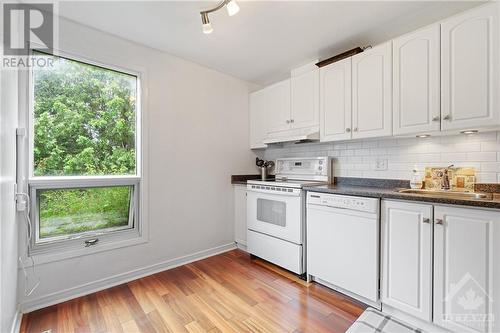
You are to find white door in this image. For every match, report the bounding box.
[441,3,499,131]
[434,205,500,333]
[319,57,352,142]
[249,90,268,149]
[381,200,432,321]
[352,41,393,139]
[265,79,291,133]
[233,185,247,246]
[291,68,319,129]
[393,24,441,135]
[246,188,302,244]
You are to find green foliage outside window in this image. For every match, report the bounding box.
[33,52,137,176]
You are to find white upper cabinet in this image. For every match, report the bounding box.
[291,64,319,130]
[433,205,500,333]
[381,200,433,322]
[264,79,291,134]
[393,24,441,135]
[320,57,352,142]
[249,90,268,149]
[352,41,393,139]
[441,3,499,131]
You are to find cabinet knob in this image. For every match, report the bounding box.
[290,119,294,123]
[435,218,444,225]
[353,127,358,132]
[346,128,351,133]
[432,116,440,122]
[286,120,290,124]
[423,218,430,224]
[443,115,451,121]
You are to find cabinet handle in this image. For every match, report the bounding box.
[423,218,430,224]
[290,119,294,123]
[346,128,351,133]
[435,218,444,225]
[432,116,440,122]
[443,115,451,121]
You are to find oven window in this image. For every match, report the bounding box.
[257,199,286,227]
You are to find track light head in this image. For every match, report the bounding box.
[201,12,213,34]
[226,0,240,16]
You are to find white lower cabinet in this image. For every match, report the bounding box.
[433,205,500,333]
[381,201,500,332]
[233,185,247,246]
[381,200,433,321]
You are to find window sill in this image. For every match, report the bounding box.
[21,233,149,266]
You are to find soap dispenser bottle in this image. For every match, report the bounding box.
[410,167,423,189]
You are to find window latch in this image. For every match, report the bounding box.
[84,238,99,247]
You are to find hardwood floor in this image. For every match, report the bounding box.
[20,250,366,333]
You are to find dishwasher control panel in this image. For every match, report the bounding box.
[307,192,378,214]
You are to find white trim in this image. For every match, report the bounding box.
[235,242,247,251]
[9,309,22,333]
[20,242,236,313]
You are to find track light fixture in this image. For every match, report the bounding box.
[200,0,240,34]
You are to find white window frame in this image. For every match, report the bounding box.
[22,47,148,262]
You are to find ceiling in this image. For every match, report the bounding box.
[57,1,485,85]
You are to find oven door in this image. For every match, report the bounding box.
[246,187,302,244]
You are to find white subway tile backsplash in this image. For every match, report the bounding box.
[481,141,500,151]
[441,153,467,162]
[263,131,500,183]
[481,162,500,172]
[466,152,497,162]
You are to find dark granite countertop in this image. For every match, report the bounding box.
[303,178,500,210]
[231,174,275,185]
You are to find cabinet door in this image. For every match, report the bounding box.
[441,4,499,131]
[319,57,352,142]
[434,206,500,333]
[381,200,432,321]
[352,41,392,139]
[249,90,268,149]
[234,185,247,246]
[265,79,291,133]
[393,24,441,135]
[291,68,319,129]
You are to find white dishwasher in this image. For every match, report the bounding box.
[306,191,380,307]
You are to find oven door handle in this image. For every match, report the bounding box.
[246,188,301,197]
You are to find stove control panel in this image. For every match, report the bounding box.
[276,157,330,181]
[307,192,378,214]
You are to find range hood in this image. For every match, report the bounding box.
[263,127,320,144]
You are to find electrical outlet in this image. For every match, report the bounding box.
[374,158,388,171]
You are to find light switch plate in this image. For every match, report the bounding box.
[374,158,388,171]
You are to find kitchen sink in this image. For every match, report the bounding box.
[397,188,493,200]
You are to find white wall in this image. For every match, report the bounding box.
[19,17,257,311]
[0,54,20,331]
[263,132,500,183]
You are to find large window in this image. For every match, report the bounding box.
[28,51,141,253]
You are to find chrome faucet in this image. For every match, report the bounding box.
[441,164,454,190]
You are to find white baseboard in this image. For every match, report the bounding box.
[235,241,247,251]
[21,242,236,313]
[10,309,22,333]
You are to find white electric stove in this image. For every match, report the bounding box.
[246,157,331,276]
